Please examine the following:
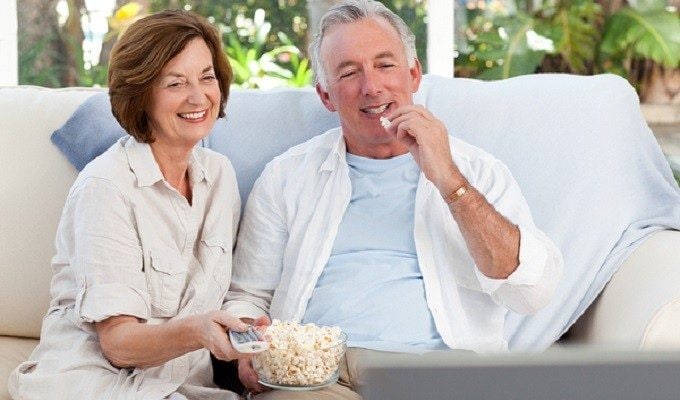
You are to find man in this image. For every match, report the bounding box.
[225,0,563,398]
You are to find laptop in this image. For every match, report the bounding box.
[357,346,680,400]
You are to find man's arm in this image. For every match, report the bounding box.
[387,105,520,278]
[224,163,288,320]
[386,105,563,313]
[225,164,289,394]
[443,181,520,279]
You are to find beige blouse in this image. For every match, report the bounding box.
[9,137,241,400]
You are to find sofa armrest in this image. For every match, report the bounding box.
[568,229,680,349]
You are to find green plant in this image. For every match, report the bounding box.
[224,9,313,89]
[599,6,680,77]
[150,0,428,83]
[455,0,679,89]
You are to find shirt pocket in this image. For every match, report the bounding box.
[199,236,231,290]
[147,251,187,317]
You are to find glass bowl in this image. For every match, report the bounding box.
[252,331,347,390]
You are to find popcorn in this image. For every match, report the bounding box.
[380,116,391,129]
[253,320,346,386]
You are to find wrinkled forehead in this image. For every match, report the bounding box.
[319,17,406,67]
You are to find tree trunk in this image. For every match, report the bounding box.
[17,0,66,87]
[62,0,86,86]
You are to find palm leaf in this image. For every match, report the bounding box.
[478,17,545,79]
[601,8,680,67]
[541,2,602,73]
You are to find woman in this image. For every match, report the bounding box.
[8,10,261,400]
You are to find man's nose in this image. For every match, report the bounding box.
[361,69,382,96]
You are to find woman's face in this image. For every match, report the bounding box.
[148,37,221,148]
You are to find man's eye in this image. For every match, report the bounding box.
[340,70,356,79]
[379,64,395,69]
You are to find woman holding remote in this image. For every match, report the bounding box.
[9,10,266,400]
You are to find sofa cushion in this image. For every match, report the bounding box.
[50,92,125,171]
[0,336,38,400]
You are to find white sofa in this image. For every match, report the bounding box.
[2,74,680,399]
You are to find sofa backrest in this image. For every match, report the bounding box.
[2,75,678,349]
[0,86,100,338]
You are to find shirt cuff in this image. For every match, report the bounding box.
[474,224,548,293]
[222,300,268,320]
[76,282,150,324]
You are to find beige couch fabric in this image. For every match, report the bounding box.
[0,86,99,340]
[0,337,38,400]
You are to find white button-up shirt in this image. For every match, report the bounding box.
[227,128,562,353]
[10,137,240,400]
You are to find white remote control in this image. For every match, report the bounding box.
[229,326,268,354]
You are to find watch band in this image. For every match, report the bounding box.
[443,185,468,205]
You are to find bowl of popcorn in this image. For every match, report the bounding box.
[252,320,347,390]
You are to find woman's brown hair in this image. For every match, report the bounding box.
[108,10,232,143]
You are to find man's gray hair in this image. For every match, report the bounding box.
[309,0,417,89]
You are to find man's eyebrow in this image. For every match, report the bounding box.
[335,60,359,73]
[333,52,398,73]
[375,51,397,60]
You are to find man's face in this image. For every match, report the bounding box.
[316,17,422,156]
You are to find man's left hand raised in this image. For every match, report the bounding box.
[384,105,465,196]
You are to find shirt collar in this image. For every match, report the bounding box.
[319,127,347,172]
[188,149,212,188]
[125,136,210,188]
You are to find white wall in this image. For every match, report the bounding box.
[0,0,18,86]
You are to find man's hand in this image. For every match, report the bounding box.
[238,356,268,395]
[237,315,271,395]
[385,105,465,195]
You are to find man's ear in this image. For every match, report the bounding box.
[409,58,423,93]
[316,83,336,112]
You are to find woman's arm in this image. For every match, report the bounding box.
[96,310,249,369]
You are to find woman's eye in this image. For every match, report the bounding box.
[203,75,216,81]
[167,82,183,88]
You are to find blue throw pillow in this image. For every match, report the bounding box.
[50,92,126,171]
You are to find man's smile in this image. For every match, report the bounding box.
[360,102,393,115]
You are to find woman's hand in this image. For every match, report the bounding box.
[94,311,269,370]
[199,310,252,361]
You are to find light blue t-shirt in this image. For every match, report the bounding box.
[302,152,447,352]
